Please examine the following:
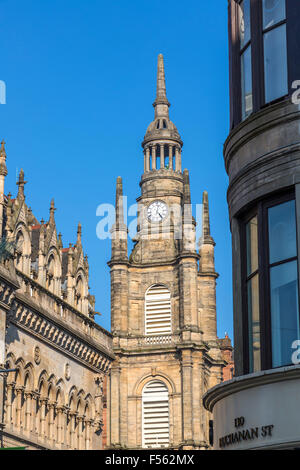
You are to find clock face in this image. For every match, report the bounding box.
[147,201,168,222]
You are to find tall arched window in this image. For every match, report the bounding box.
[142,380,169,449]
[145,285,172,336]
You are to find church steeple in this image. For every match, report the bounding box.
[153,54,170,118]
[142,54,183,173]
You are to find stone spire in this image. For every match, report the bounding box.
[58,232,63,249]
[0,140,8,178]
[182,169,196,253]
[110,176,128,262]
[77,222,82,245]
[142,54,183,173]
[183,169,191,206]
[115,177,125,229]
[153,54,170,119]
[49,199,56,225]
[201,191,215,246]
[16,169,27,200]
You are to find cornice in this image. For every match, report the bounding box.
[203,365,300,412]
[227,142,300,198]
[9,294,114,372]
[139,171,184,188]
[224,99,300,173]
[16,269,112,339]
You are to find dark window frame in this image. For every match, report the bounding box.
[230,0,296,127]
[240,190,298,373]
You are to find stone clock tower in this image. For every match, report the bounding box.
[107,55,225,450]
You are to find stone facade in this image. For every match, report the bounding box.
[107,55,229,450]
[0,54,233,451]
[0,143,114,449]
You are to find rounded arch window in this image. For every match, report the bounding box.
[142,380,169,449]
[145,285,172,336]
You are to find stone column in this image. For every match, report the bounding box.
[48,401,55,443]
[65,407,71,448]
[31,392,39,435]
[160,144,164,169]
[85,419,92,450]
[169,145,173,170]
[40,398,47,438]
[179,257,199,334]
[24,391,32,433]
[15,386,23,430]
[145,147,150,172]
[5,383,13,426]
[181,349,194,447]
[70,412,77,449]
[152,145,156,170]
[78,416,84,450]
[110,365,121,447]
[175,147,182,172]
[56,406,63,445]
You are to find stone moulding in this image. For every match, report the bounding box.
[203,365,300,413]
[9,298,113,373]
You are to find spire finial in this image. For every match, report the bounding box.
[58,232,63,249]
[77,222,82,244]
[0,140,6,155]
[0,140,7,178]
[17,168,27,199]
[49,198,56,224]
[153,54,170,118]
[183,169,191,205]
[115,176,125,228]
[201,191,215,245]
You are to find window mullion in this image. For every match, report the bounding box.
[258,202,271,370]
[251,0,264,111]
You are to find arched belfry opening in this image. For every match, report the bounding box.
[145,285,172,336]
[142,380,169,449]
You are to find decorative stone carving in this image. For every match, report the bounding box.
[34,345,41,365]
[65,363,71,381]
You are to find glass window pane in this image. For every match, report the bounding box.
[246,216,258,277]
[264,24,288,103]
[270,261,300,368]
[263,0,286,30]
[239,0,251,49]
[268,200,297,265]
[247,275,261,373]
[241,46,253,120]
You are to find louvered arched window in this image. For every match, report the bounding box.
[145,285,172,336]
[142,380,169,449]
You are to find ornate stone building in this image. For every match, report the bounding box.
[0,142,114,449]
[0,54,232,451]
[107,55,227,450]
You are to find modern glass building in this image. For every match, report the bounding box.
[204,0,300,450]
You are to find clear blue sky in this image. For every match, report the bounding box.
[0,0,233,339]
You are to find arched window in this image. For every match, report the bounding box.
[145,285,172,336]
[142,380,169,449]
